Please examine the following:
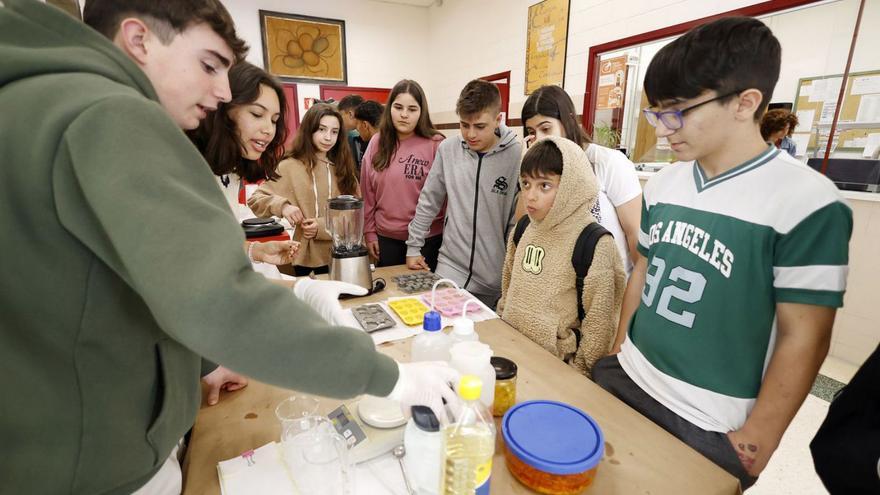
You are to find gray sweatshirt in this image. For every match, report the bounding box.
[407,126,522,299]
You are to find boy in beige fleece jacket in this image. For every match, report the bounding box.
[498,136,625,377]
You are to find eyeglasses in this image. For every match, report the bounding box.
[642,90,741,130]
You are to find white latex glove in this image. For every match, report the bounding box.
[387,361,461,426]
[293,278,367,326]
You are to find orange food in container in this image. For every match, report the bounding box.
[501,400,604,494]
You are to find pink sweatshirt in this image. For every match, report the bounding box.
[361,133,445,242]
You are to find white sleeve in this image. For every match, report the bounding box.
[591,145,642,207]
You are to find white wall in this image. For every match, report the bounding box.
[424,0,761,123]
[220,0,431,119]
[422,0,875,125]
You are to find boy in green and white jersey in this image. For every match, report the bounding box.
[594,17,852,489]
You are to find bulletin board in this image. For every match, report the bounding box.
[792,70,880,155]
[524,0,570,95]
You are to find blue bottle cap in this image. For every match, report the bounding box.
[502,400,604,474]
[423,310,442,331]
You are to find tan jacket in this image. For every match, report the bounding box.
[248,157,360,268]
[498,136,625,377]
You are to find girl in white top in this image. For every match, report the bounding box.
[520,85,642,275]
[189,62,298,267]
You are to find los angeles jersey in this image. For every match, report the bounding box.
[619,145,852,432]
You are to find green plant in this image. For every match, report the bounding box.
[592,122,621,149]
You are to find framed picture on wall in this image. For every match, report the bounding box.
[259,10,347,85]
[524,0,570,95]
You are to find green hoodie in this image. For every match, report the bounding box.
[0,1,397,493]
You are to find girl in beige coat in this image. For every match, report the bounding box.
[249,103,360,275]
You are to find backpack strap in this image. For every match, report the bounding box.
[571,222,612,349]
[512,215,531,246]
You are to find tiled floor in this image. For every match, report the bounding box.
[747,355,861,494]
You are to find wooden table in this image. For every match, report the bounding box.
[183,266,741,494]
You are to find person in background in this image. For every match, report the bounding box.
[406,79,522,307]
[189,61,299,267]
[520,84,642,277]
[249,103,360,276]
[0,1,458,493]
[595,17,851,488]
[760,108,799,157]
[354,100,383,146]
[338,93,366,167]
[497,137,625,377]
[361,80,445,269]
[810,344,880,494]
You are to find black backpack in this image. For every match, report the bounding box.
[512,216,611,348]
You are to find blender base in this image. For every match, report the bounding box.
[329,249,373,293]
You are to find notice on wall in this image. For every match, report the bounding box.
[809,79,826,103]
[525,0,570,95]
[852,75,880,96]
[856,94,880,123]
[795,109,816,131]
[819,101,838,124]
[596,55,628,110]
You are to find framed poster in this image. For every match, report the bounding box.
[595,55,628,110]
[524,0,570,95]
[260,10,347,85]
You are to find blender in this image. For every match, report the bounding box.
[327,195,373,292]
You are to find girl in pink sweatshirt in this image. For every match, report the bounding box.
[361,79,445,269]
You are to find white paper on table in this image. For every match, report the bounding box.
[851,75,880,96]
[790,133,810,157]
[864,133,880,158]
[354,452,410,495]
[339,293,499,345]
[819,102,837,124]
[856,94,880,123]
[795,109,815,130]
[218,443,299,495]
[809,80,826,103]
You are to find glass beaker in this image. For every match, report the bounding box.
[279,408,353,495]
[275,395,320,438]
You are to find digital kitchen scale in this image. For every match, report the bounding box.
[327,396,407,464]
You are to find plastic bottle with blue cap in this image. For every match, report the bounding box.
[411,309,452,362]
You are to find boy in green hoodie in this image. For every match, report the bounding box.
[0,1,457,493]
[497,136,625,377]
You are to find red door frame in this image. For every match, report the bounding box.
[581,0,821,136]
[319,85,392,104]
[480,71,511,122]
[281,83,299,150]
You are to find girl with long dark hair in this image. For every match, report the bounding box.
[360,79,445,269]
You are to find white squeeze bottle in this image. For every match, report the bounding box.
[411,310,452,362]
[448,342,495,410]
[449,299,480,346]
[441,375,496,495]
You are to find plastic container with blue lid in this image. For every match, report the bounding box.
[502,400,604,494]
